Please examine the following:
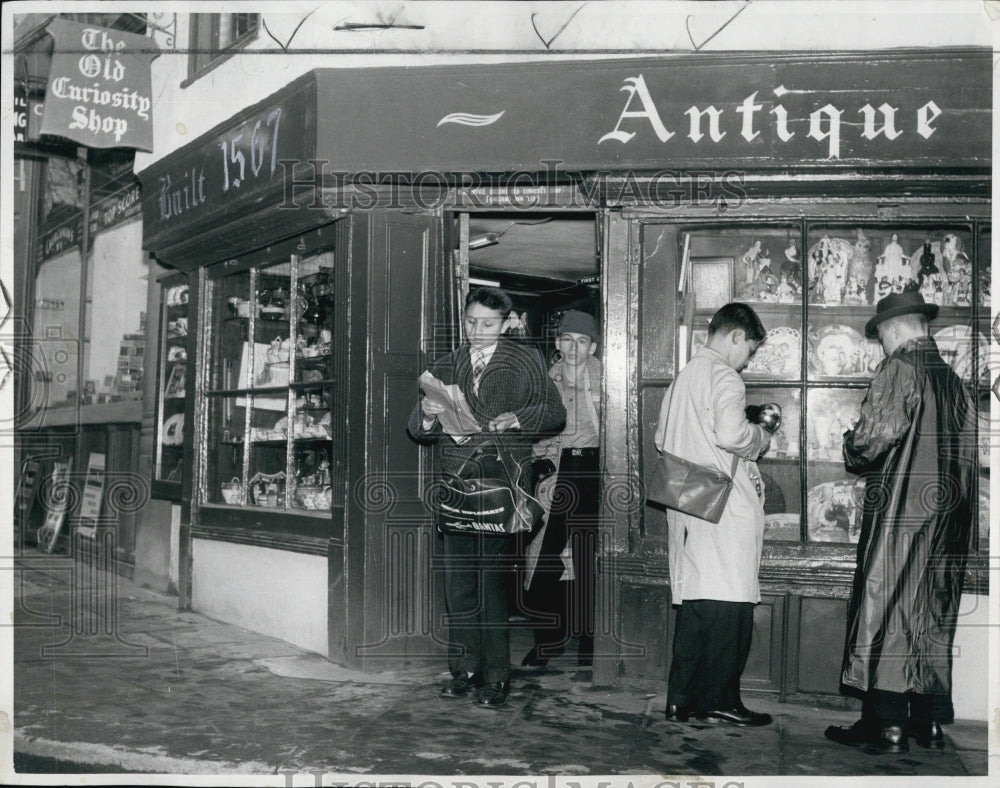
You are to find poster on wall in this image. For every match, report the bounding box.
[36,459,73,553]
[74,452,107,539]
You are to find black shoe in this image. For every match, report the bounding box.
[825,719,877,747]
[908,720,944,749]
[862,724,909,754]
[475,681,510,707]
[440,672,481,697]
[521,645,563,667]
[704,706,772,727]
[665,704,694,723]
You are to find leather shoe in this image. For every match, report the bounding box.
[521,645,563,667]
[475,680,510,707]
[440,672,481,697]
[664,704,697,723]
[862,724,909,754]
[704,706,772,727]
[825,719,877,747]
[908,720,944,749]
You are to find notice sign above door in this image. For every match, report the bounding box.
[40,19,159,151]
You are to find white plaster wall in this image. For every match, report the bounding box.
[952,592,989,722]
[191,539,328,657]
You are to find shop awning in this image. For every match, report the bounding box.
[138,50,991,270]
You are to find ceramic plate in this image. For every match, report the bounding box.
[764,513,800,541]
[809,324,874,377]
[807,479,864,543]
[979,488,989,543]
[162,413,184,446]
[933,326,988,383]
[806,389,862,461]
[745,326,801,378]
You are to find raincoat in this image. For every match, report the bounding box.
[840,336,976,699]
[654,347,771,603]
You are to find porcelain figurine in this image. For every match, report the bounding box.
[875,233,914,294]
[917,241,946,306]
[843,229,873,304]
[941,233,972,306]
[739,240,763,296]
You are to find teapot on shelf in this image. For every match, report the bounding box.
[258,287,288,321]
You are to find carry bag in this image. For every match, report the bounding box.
[431,434,545,537]
[646,451,739,524]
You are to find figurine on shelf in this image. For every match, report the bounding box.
[843,229,873,305]
[784,238,800,264]
[917,241,946,306]
[941,233,972,306]
[739,240,762,296]
[874,233,914,294]
[876,276,892,301]
[809,235,852,304]
[775,273,796,303]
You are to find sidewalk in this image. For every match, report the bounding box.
[8,557,992,782]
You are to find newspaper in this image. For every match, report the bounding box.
[418,370,482,442]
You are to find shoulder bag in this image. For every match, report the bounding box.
[430,432,545,537]
[647,383,739,524]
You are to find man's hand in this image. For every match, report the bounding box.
[420,398,446,419]
[488,412,520,432]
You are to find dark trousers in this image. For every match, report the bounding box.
[525,448,600,659]
[863,690,954,726]
[667,599,754,711]
[442,531,512,684]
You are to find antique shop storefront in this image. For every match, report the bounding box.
[137,49,991,711]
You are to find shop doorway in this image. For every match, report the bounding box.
[451,210,604,667]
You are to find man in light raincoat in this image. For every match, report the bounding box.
[654,303,777,727]
[825,291,976,754]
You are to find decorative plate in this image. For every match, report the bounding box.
[808,324,879,377]
[763,513,800,542]
[744,326,800,378]
[933,326,988,383]
[978,412,991,469]
[162,413,184,446]
[807,479,865,543]
[807,389,862,461]
[979,488,989,543]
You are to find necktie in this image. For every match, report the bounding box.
[472,352,486,395]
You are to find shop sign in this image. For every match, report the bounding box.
[137,74,316,250]
[40,18,159,151]
[36,182,142,264]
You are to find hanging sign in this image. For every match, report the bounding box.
[40,18,159,151]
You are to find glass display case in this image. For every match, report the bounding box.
[683,221,989,546]
[152,272,190,500]
[202,245,336,518]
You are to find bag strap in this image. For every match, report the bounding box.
[662,381,740,481]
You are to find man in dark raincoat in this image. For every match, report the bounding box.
[825,291,976,754]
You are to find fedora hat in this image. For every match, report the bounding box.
[864,291,939,338]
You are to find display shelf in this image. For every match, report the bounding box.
[152,273,191,501]
[202,245,338,514]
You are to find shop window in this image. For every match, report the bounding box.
[195,240,336,527]
[656,219,991,550]
[187,13,259,80]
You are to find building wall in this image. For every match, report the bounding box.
[191,539,329,656]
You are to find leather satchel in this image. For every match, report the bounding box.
[431,434,544,537]
[646,451,739,524]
